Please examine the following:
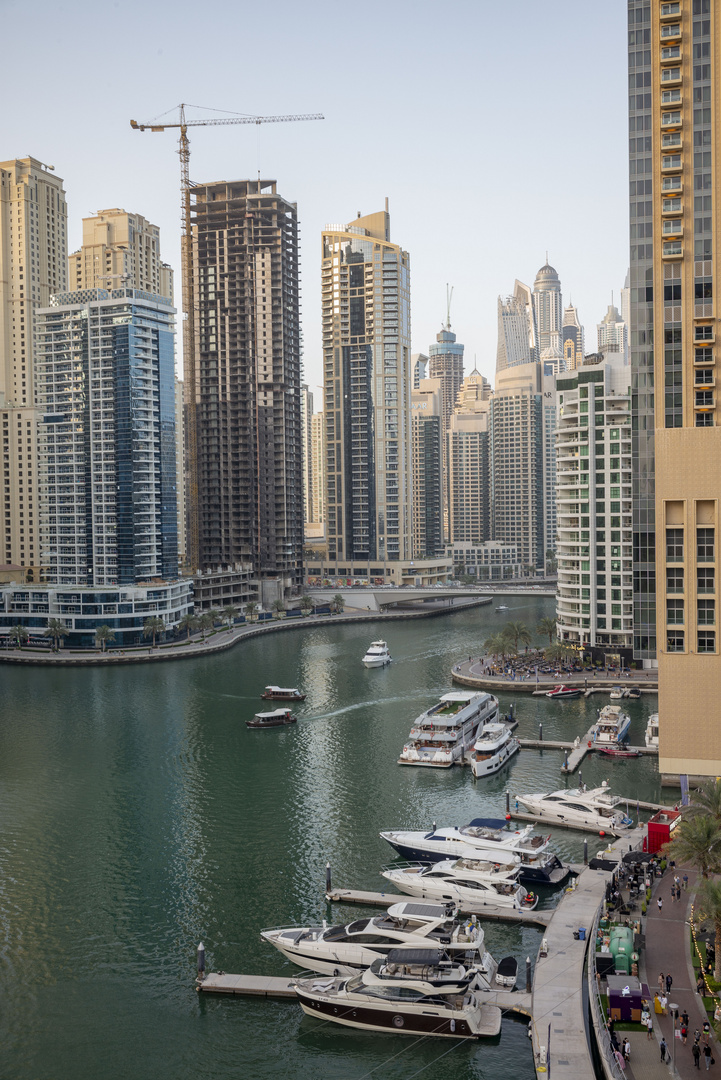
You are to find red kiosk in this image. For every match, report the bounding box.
[646,808,681,854]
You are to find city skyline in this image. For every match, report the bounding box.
[1,0,630,393]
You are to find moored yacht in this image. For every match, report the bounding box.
[292,950,502,1039]
[517,781,633,831]
[591,704,632,747]
[470,723,520,778]
[545,685,581,700]
[645,713,659,749]
[380,819,568,885]
[381,858,537,912]
[398,691,498,768]
[362,640,392,667]
[261,901,498,982]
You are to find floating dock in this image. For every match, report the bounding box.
[324,887,552,927]
[197,973,297,997]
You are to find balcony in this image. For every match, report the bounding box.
[661,110,682,129]
[663,241,683,258]
[660,23,681,40]
[661,175,683,193]
[662,219,683,237]
[661,132,682,149]
[661,46,681,61]
[661,154,682,171]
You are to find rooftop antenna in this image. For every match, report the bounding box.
[445,283,454,330]
[546,249,549,264]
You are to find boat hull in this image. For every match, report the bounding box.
[471,738,520,778]
[362,658,391,667]
[383,840,566,885]
[246,716,296,728]
[296,990,500,1039]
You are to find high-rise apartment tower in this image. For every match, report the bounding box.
[411,378,443,558]
[68,208,173,300]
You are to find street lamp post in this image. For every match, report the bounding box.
[669,1003,678,1070]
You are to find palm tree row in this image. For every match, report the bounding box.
[664,778,721,980]
[484,618,561,662]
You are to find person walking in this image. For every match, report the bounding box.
[694,1041,702,1069]
[660,1037,668,1063]
[684,873,690,889]
[704,1020,711,1044]
[658,896,664,913]
[623,1038,631,1063]
[659,971,666,994]
[647,1015,654,1039]
[667,973,673,995]
[682,1023,689,1044]
[703,1044,713,1071]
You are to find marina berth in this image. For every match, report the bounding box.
[260,685,306,701]
[381,858,538,912]
[398,691,498,768]
[361,640,392,667]
[470,723,520,778]
[246,709,297,729]
[380,819,568,885]
[291,949,503,1039]
[591,704,631,747]
[261,901,499,983]
[516,781,634,831]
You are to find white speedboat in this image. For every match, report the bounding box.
[398,691,498,768]
[292,950,502,1039]
[470,723,520,778]
[362,640,392,667]
[380,819,568,885]
[609,686,625,701]
[381,859,538,912]
[261,901,498,983]
[591,704,631,747]
[645,713,659,749]
[517,781,633,831]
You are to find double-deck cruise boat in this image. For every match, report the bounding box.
[470,723,520,778]
[292,950,502,1039]
[362,640,392,667]
[591,704,632,747]
[246,708,297,729]
[517,781,634,831]
[261,901,498,982]
[398,691,498,768]
[381,858,538,912]
[645,713,659,749]
[380,819,568,885]
[260,685,306,701]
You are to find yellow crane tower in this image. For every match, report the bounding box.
[130,103,323,572]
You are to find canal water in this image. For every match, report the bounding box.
[0,597,663,1080]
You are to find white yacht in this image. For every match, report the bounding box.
[362,640,392,667]
[470,723,520,778]
[398,691,498,768]
[261,901,498,982]
[381,858,538,912]
[591,704,631,747]
[517,781,634,831]
[292,950,502,1039]
[645,713,659,749]
[380,819,568,885]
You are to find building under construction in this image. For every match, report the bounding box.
[188,179,303,588]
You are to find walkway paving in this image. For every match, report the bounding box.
[451,656,659,694]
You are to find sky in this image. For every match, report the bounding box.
[2,0,630,396]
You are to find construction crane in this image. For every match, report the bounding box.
[130,103,324,572]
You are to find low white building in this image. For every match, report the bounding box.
[449,541,520,581]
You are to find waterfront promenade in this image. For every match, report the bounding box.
[452,655,659,694]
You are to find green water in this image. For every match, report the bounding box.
[0,598,663,1079]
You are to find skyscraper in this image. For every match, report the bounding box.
[532,261,563,357]
[309,411,325,526]
[36,289,178,586]
[597,302,628,362]
[562,304,585,371]
[428,321,464,436]
[68,208,173,300]
[448,370,491,546]
[412,352,428,389]
[411,378,443,558]
[629,0,721,777]
[189,179,303,587]
[496,280,537,371]
[322,208,412,564]
[0,157,68,578]
[300,383,314,529]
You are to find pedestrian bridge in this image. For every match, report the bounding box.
[305,587,497,611]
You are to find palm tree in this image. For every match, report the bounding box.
[545,549,558,575]
[198,612,214,640]
[694,877,721,981]
[244,601,258,623]
[685,777,721,825]
[545,642,573,666]
[505,621,531,655]
[484,633,508,661]
[178,612,197,640]
[44,618,68,651]
[332,593,345,614]
[11,624,28,649]
[299,595,314,617]
[95,625,115,652]
[663,814,721,880]
[222,605,239,629]
[206,608,220,628]
[271,599,286,619]
[143,616,165,648]
[536,616,558,647]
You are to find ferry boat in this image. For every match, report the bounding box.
[516,780,634,831]
[381,859,538,912]
[362,640,392,667]
[246,708,297,729]
[645,713,659,749]
[591,704,632,747]
[292,950,502,1039]
[260,685,306,702]
[380,820,568,885]
[470,723,520,778]
[398,691,498,768]
[261,901,498,982]
[545,685,581,700]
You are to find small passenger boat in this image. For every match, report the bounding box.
[494,956,518,989]
[598,747,641,758]
[362,640,392,667]
[545,685,581,700]
[495,605,509,612]
[260,685,306,701]
[627,687,641,699]
[246,708,297,729]
[609,686,625,701]
[470,723,520,778]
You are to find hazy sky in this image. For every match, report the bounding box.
[3,0,629,395]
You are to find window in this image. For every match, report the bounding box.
[667,630,685,651]
[695,390,714,407]
[695,325,714,341]
[667,567,684,592]
[663,241,683,255]
[698,630,716,653]
[667,598,684,624]
[698,599,715,625]
[695,369,714,385]
[698,527,715,562]
[666,527,684,560]
[698,566,715,593]
[695,347,713,363]
[663,197,682,213]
